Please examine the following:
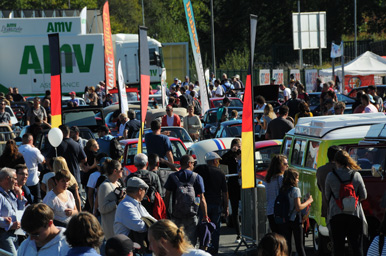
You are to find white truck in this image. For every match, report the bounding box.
[0,16,166,95]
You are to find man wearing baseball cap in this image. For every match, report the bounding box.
[68,91,79,107]
[194,152,228,254]
[105,234,141,256]
[114,177,156,255]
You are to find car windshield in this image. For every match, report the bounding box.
[125,140,186,165]
[63,109,104,127]
[348,146,386,172]
[212,99,243,108]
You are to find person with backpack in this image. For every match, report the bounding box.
[164,155,209,246]
[126,153,164,219]
[265,154,288,233]
[325,149,367,256]
[276,168,313,256]
[179,87,193,109]
[97,126,124,160]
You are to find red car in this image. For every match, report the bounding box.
[209,97,243,108]
[120,137,187,175]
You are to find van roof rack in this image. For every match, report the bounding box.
[295,113,386,138]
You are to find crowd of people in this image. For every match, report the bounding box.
[1,73,386,256]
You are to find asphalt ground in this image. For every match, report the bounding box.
[217,223,315,256]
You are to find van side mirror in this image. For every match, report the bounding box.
[371,164,384,180]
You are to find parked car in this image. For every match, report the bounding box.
[201,107,243,139]
[214,119,261,140]
[347,84,386,99]
[26,96,86,107]
[120,137,187,175]
[308,92,355,115]
[187,137,282,181]
[138,126,194,148]
[62,106,105,136]
[209,97,243,108]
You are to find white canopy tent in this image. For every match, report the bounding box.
[320,51,386,77]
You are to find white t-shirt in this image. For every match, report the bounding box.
[19,144,45,186]
[183,249,211,256]
[166,115,174,126]
[365,104,378,113]
[43,190,76,224]
[283,88,291,99]
[215,86,224,97]
[87,171,101,189]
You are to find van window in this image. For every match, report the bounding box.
[305,141,320,169]
[348,147,386,171]
[282,138,292,158]
[291,139,307,166]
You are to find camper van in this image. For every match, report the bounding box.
[281,113,386,254]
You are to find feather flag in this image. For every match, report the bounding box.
[103,1,116,91]
[138,26,150,154]
[48,33,62,128]
[241,15,258,189]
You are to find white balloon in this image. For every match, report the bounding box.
[48,128,63,148]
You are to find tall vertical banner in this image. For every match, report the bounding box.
[80,7,87,34]
[183,0,210,116]
[241,15,257,189]
[117,60,128,115]
[48,33,62,128]
[103,1,116,91]
[138,26,150,154]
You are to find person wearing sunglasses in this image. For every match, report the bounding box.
[18,203,70,256]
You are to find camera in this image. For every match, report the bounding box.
[114,187,126,202]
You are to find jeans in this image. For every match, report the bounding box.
[0,230,17,255]
[207,203,222,251]
[330,214,363,256]
[278,216,306,256]
[267,214,280,233]
[172,215,198,246]
[27,183,41,203]
[230,197,240,236]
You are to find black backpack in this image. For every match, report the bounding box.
[110,137,124,160]
[193,98,202,116]
[127,172,157,214]
[274,187,293,224]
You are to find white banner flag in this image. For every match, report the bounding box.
[331,42,343,58]
[80,7,87,34]
[117,60,128,115]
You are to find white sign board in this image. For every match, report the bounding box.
[272,69,284,84]
[290,69,301,82]
[305,69,318,93]
[292,12,327,50]
[259,69,270,85]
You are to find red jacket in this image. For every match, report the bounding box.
[161,114,181,127]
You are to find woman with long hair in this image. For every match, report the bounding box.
[82,139,99,211]
[265,154,288,233]
[257,103,276,137]
[278,169,313,256]
[0,139,25,168]
[325,149,367,256]
[257,232,288,256]
[97,159,125,239]
[294,101,313,125]
[43,169,78,227]
[45,156,81,213]
[148,219,210,256]
[367,213,386,256]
